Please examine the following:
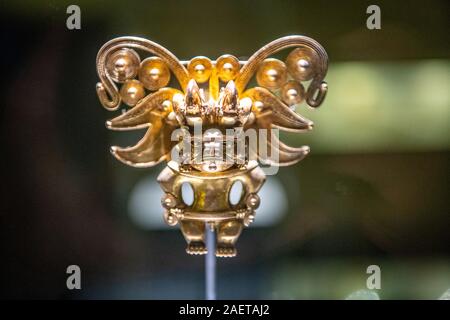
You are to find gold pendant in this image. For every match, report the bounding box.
[95,36,328,257]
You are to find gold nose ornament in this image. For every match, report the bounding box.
[96,36,328,257]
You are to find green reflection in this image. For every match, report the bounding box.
[271,258,450,299]
[289,60,450,153]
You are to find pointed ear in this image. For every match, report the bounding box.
[220,80,239,113]
[185,79,203,115]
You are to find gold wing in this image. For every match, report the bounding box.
[96,37,188,167]
[238,36,329,166]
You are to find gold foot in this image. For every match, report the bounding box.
[216,244,237,257]
[186,241,207,255]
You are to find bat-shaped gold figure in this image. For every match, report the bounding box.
[96,36,328,257]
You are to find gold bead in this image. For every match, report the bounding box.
[120,79,146,106]
[138,57,171,91]
[256,58,287,90]
[162,193,177,209]
[286,47,319,81]
[106,49,140,83]
[163,210,178,226]
[246,194,260,209]
[187,56,212,83]
[281,80,305,106]
[216,55,240,82]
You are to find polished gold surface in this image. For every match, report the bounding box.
[105,48,140,83]
[256,58,288,90]
[216,54,240,82]
[158,161,265,257]
[286,47,318,81]
[187,56,213,83]
[138,57,171,91]
[281,80,305,107]
[120,79,146,106]
[96,35,329,257]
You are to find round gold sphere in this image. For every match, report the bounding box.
[256,58,287,90]
[163,210,178,226]
[216,55,240,82]
[286,47,319,81]
[120,79,146,106]
[246,194,260,209]
[187,56,212,83]
[106,49,140,83]
[162,193,177,209]
[281,80,305,106]
[138,57,171,91]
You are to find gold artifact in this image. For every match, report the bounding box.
[96,35,328,257]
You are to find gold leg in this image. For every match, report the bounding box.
[180,220,207,255]
[215,220,243,257]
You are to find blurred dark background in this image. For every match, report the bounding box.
[0,0,449,299]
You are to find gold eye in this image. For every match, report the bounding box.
[120,79,146,106]
[106,48,140,83]
[216,55,240,82]
[138,57,171,91]
[187,56,212,83]
[256,58,287,90]
[286,47,319,81]
[281,80,305,106]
